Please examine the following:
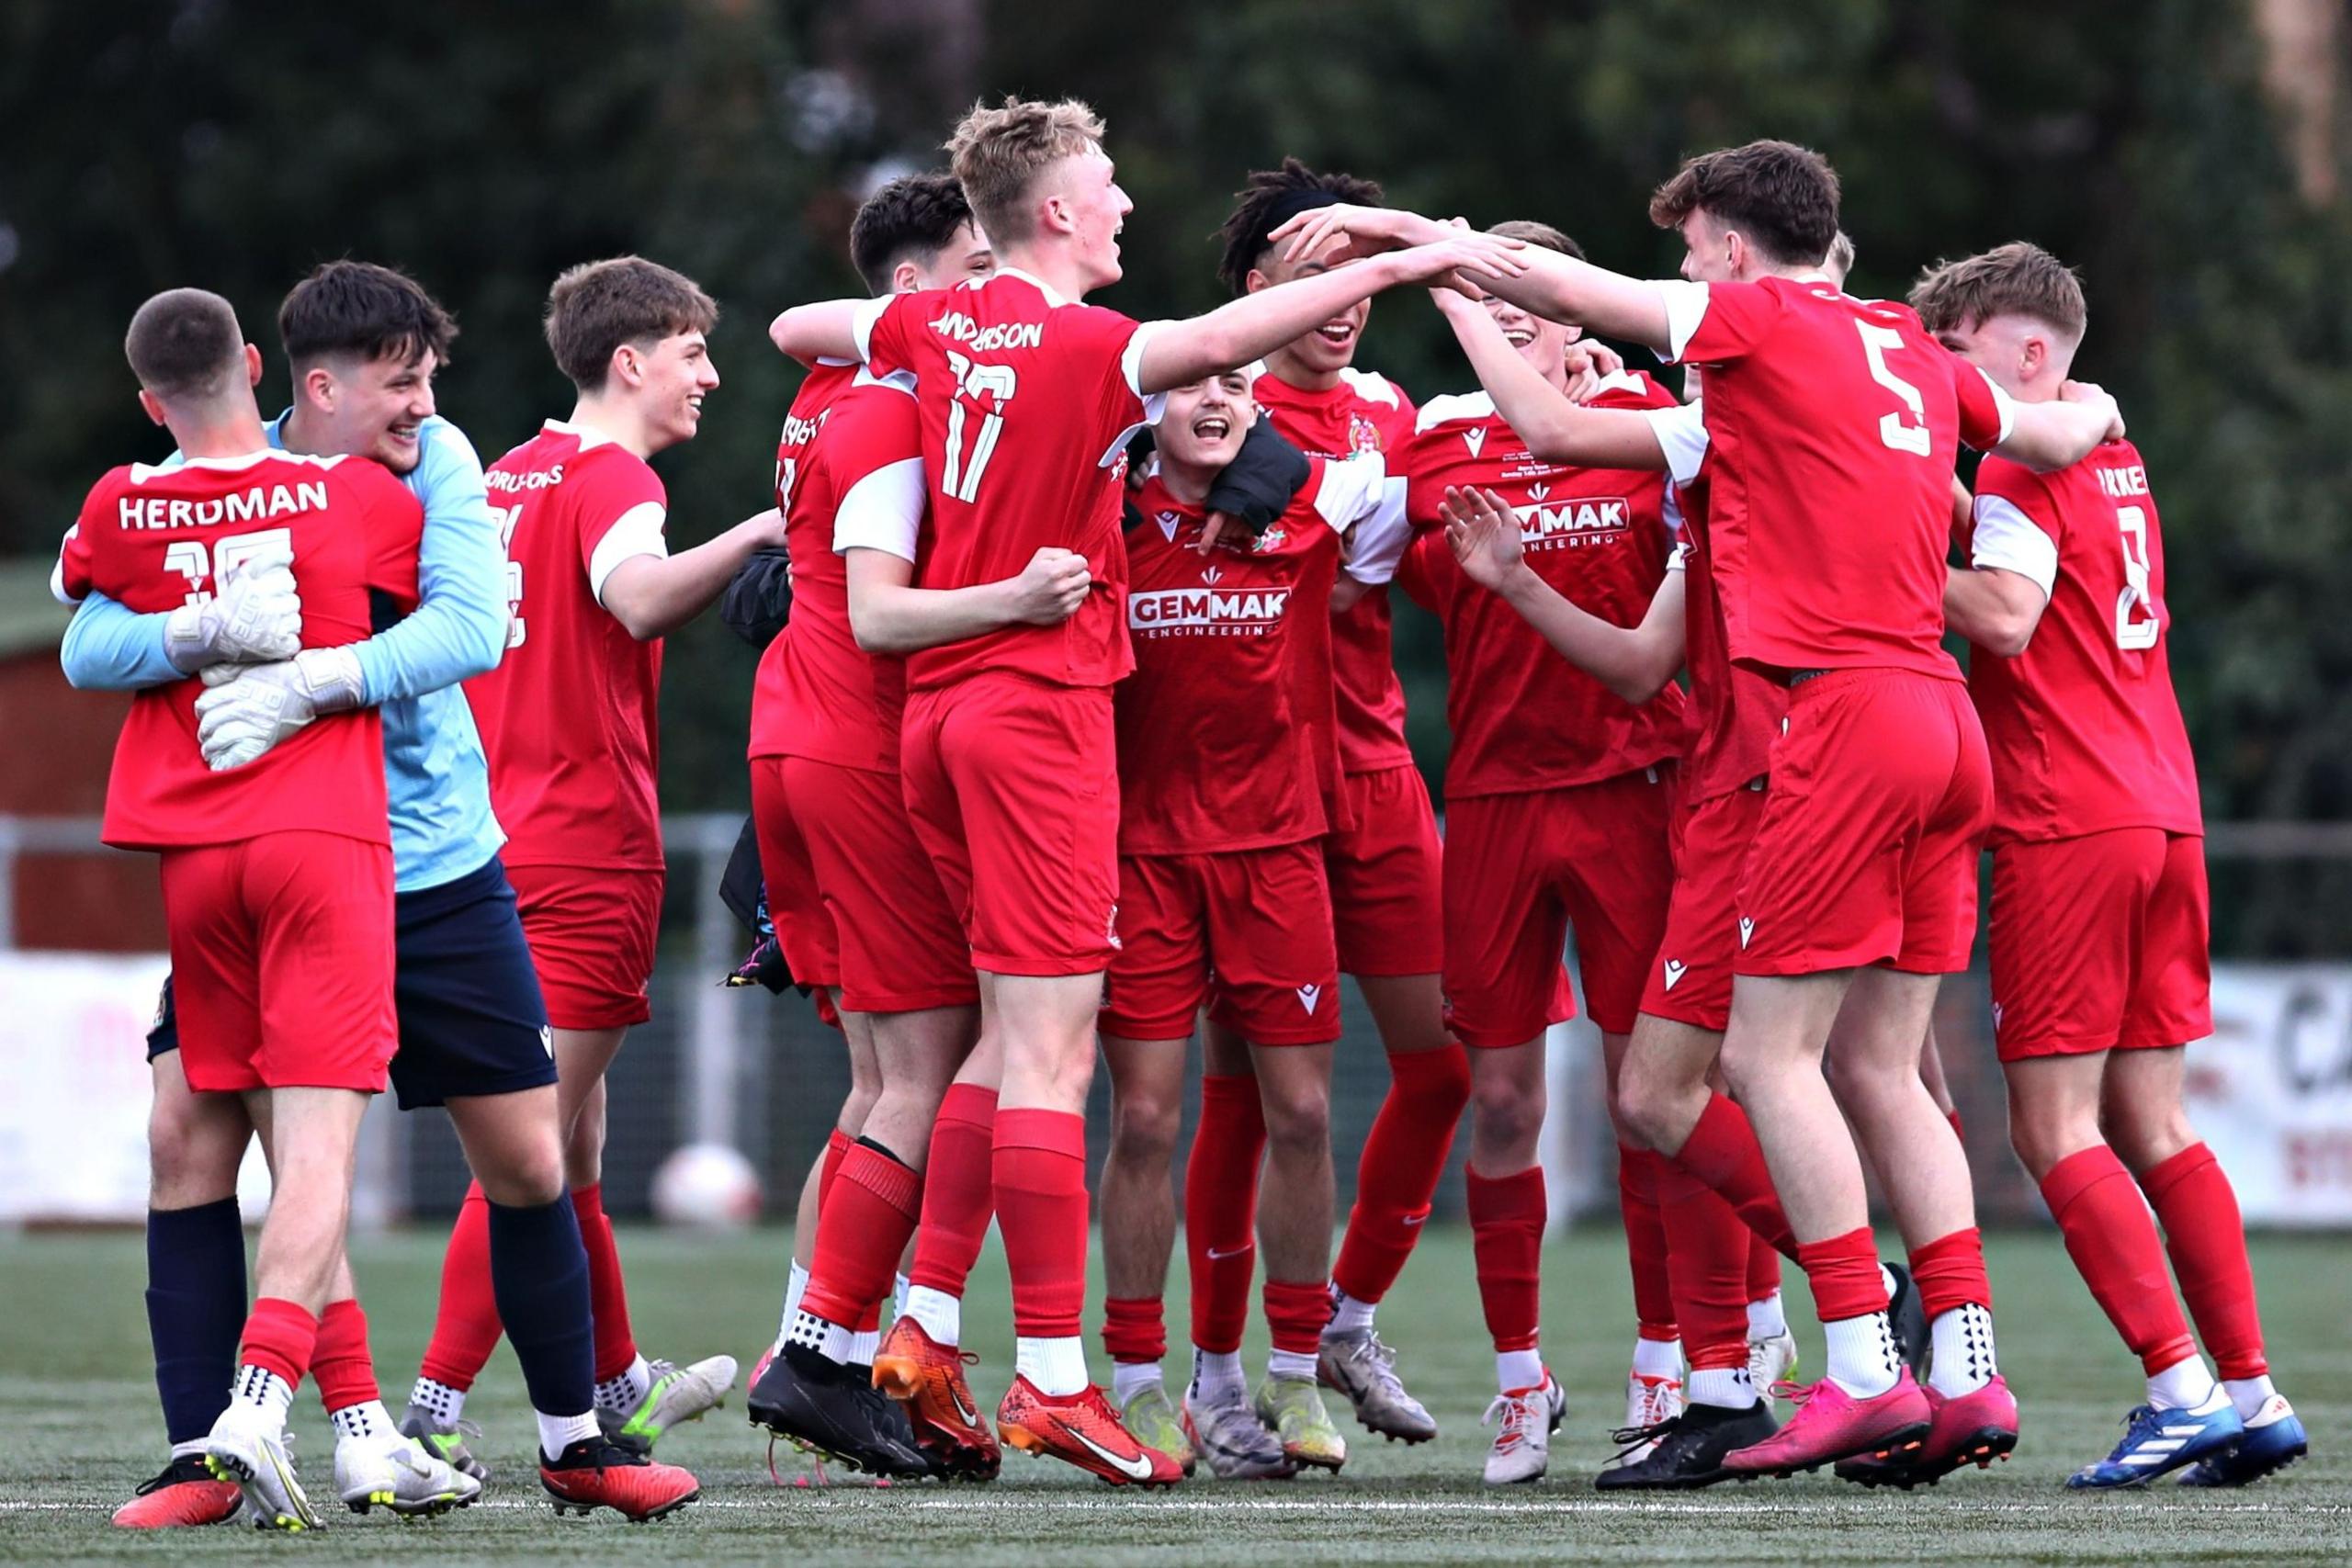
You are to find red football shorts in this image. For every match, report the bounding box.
[158,831,396,1093]
[1101,841,1340,1045]
[1736,670,1992,976]
[1443,767,1677,1047]
[506,863,662,1031]
[751,755,977,1014]
[1323,764,1443,977]
[1989,829,2211,1062]
[1640,781,1768,1033]
[900,672,1119,977]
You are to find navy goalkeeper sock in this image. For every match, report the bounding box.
[488,1196,596,1421]
[145,1197,246,1446]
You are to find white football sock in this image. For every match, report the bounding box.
[1822,1313,1900,1399]
[1190,1347,1247,1404]
[1687,1366,1757,1410]
[847,1328,879,1367]
[593,1354,652,1416]
[775,1260,810,1348]
[1015,1335,1088,1396]
[1496,1348,1544,1394]
[1746,1290,1788,1341]
[1268,1347,1317,1382]
[230,1365,295,1428]
[906,1285,961,1348]
[1631,1336,1683,1382]
[1927,1303,1997,1397]
[1329,1288,1376,1337]
[892,1272,912,1323]
[537,1409,600,1462]
[1111,1359,1162,1407]
[328,1397,395,1443]
[2147,1352,2218,1412]
[2223,1374,2279,1422]
[407,1376,466,1426]
[784,1309,852,1364]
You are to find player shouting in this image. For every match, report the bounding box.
[1917,243,2306,1488]
[58,288,430,1530]
[1276,139,2118,1477]
[1208,161,1465,1445]
[769,96,1520,1483]
[416,257,778,1501]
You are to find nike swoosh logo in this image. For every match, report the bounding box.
[1401,1213,1428,1226]
[1057,1419,1155,1480]
[1205,1245,1251,1260]
[950,1382,979,1426]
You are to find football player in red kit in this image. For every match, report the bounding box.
[1917,243,2304,1488]
[769,96,1520,1484]
[58,288,424,1529]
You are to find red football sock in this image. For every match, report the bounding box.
[910,1084,997,1297]
[1466,1165,1545,1354]
[1618,1145,1679,1342]
[2140,1143,2267,1380]
[993,1108,1090,1340]
[1747,1231,1783,1303]
[1263,1279,1331,1358]
[802,1142,923,1328]
[2041,1146,2198,1375]
[1102,1295,1166,1366]
[419,1182,503,1390]
[311,1298,379,1414]
[1656,1160,1750,1371]
[817,1128,852,1211]
[1796,1226,1888,1324]
[1331,1043,1469,1303]
[1909,1226,1993,1319]
[571,1183,637,1382]
[1671,1092,1798,1259]
[240,1297,320,1388]
[1186,1074,1265,1356]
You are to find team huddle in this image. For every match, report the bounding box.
[55,94,2306,1529]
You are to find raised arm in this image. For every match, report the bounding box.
[1443,485,1686,702]
[1134,233,1527,394]
[1433,291,1673,470]
[1990,381,2123,474]
[768,299,868,366]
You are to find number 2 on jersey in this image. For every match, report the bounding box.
[2113,504,2160,649]
[943,351,1016,503]
[1856,321,1931,456]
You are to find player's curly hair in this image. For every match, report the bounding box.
[1908,242,2087,343]
[850,172,979,295]
[1648,140,1839,268]
[279,260,457,372]
[1216,157,1385,295]
[947,96,1106,248]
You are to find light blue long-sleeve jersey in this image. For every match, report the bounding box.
[58,412,508,892]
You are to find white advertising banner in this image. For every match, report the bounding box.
[2189,964,2352,1226]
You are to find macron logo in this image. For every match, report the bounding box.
[1738,917,1756,950]
[1158,510,1182,542]
[1296,983,1325,1015]
[1661,959,1687,991]
[1462,427,1487,458]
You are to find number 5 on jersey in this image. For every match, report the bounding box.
[944,350,1016,503]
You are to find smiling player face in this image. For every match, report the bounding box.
[1156,370,1257,469]
[1053,147,1133,292]
[1250,250,1373,378]
[632,330,718,449]
[311,348,438,474]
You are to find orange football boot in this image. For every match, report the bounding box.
[996,1376,1183,1487]
[112,1456,244,1529]
[538,1436,700,1521]
[873,1316,1001,1480]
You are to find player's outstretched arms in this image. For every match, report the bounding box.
[602,507,790,642]
[1434,290,1672,470]
[1133,234,1527,394]
[768,301,866,366]
[1944,565,2048,658]
[56,543,300,691]
[1988,378,2123,472]
[1442,485,1686,703]
[842,545,1088,654]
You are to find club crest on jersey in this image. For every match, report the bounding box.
[1347,412,1384,454]
[1461,427,1487,458]
[1251,527,1287,553]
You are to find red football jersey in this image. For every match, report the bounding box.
[1647,399,1790,803]
[1966,440,2200,841]
[1398,374,1687,799]
[1662,276,2014,680]
[854,268,1159,693]
[469,421,670,871]
[748,361,917,772]
[1116,456,1384,855]
[57,450,422,851]
[1252,367,1419,773]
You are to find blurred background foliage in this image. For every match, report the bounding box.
[5,0,2348,945]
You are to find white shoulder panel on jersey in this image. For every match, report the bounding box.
[1969,492,2059,600]
[852,364,919,398]
[588,502,670,606]
[1336,367,1404,408]
[1413,390,1498,434]
[832,456,927,562]
[1656,279,1712,364]
[1642,400,1712,486]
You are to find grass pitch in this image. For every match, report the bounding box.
[0,1225,2341,1565]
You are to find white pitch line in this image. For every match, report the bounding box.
[2,1497,2340,1517]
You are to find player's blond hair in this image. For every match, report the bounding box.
[946,96,1107,247]
[1908,242,2086,344]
